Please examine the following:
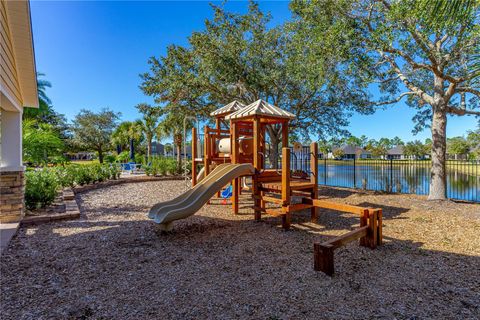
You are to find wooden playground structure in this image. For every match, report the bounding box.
[190,100,383,275]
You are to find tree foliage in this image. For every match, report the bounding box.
[71,108,120,163]
[23,120,65,165]
[291,0,479,200]
[135,103,162,159]
[404,140,429,158]
[111,120,144,153]
[140,2,374,149]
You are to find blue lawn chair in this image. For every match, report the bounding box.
[220,185,233,204]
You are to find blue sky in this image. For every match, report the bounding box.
[30,0,477,142]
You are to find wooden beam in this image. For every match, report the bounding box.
[302,198,367,215]
[323,226,368,249]
[314,226,369,276]
[286,203,313,212]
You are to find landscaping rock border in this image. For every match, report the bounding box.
[21,188,80,226]
[20,175,186,226]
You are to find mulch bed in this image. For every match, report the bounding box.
[1,181,479,319]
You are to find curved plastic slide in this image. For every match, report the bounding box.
[195,163,217,183]
[149,163,254,231]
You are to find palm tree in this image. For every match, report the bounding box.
[111,121,143,157]
[156,113,189,172]
[135,103,162,160]
[23,72,54,120]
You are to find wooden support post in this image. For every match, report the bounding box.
[368,210,378,249]
[359,209,369,247]
[260,191,265,211]
[282,122,288,148]
[376,209,383,245]
[282,147,291,229]
[215,119,221,198]
[204,126,210,178]
[231,122,239,215]
[191,127,197,187]
[253,117,262,220]
[310,142,319,223]
[314,243,334,275]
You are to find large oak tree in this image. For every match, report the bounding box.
[291,0,479,200]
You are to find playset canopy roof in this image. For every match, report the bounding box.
[225,99,296,121]
[210,100,246,117]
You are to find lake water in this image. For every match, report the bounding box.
[317,162,480,202]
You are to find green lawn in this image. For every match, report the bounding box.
[70,159,99,165]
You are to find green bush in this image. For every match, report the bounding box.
[104,154,116,163]
[25,163,121,210]
[134,154,145,164]
[25,169,59,210]
[147,156,180,176]
[116,151,130,162]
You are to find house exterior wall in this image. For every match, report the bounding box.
[0,0,38,222]
[0,1,23,111]
[0,171,25,222]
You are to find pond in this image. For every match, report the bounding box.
[317,161,480,202]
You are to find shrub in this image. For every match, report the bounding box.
[104,154,116,163]
[134,154,145,164]
[116,151,130,162]
[25,169,59,209]
[25,163,121,210]
[144,166,153,176]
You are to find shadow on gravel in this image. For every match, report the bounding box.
[2,203,480,320]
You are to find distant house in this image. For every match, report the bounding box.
[173,145,192,159]
[151,142,164,156]
[386,145,428,160]
[329,145,371,160]
[386,146,405,160]
[66,152,95,161]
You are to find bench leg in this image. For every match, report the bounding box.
[314,243,334,275]
[282,212,291,230]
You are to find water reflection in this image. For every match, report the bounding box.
[318,162,479,202]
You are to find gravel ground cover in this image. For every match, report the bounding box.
[1,180,479,319]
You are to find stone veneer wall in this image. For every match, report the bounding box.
[0,171,25,223]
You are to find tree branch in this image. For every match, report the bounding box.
[382,47,432,71]
[379,51,435,105]
[446,106,480,116]
[374,92,415,106]
[457,87,480,97]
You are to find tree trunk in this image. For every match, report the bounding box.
[174,133,183,173]
[428,105,448,200]
[98,148,104,164]
[266,125,281,169]
[147,135,152,161]
[176,144,182,173]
